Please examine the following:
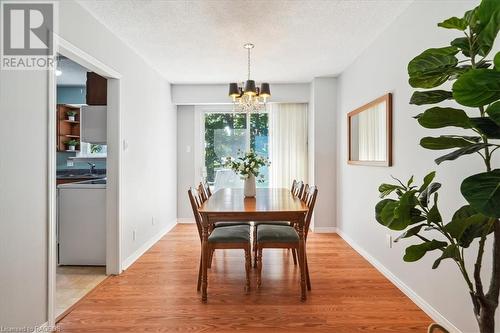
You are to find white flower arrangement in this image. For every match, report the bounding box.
[224,150,270,183]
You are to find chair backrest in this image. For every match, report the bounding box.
[187,188,203,241]
[301,183,309,201]
[197,183,208,203]
[203,179,212,197]
[292,180,304,197]
[303,185,318,239]
[291,179,297,194]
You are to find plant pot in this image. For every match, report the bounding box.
[68,145,76,151]
[68,116,75,122]
[244,174,256,197]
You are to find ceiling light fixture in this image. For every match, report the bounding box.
[228,43,270,112]
[55,68,62,76]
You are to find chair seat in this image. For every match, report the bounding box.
[214,221,249,228]
[254,221,291,226]
[208,225,251,243]
[257,225,299,243]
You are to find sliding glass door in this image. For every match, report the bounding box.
[204,112,269,189]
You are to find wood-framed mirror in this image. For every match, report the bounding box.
[348,93,392,166]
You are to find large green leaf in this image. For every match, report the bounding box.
[445,207,492,247]
[495,52,500,70]
[453,69,500,107]
[419,182,441,207]
[394,191,419,225]
[416,107,471,129]
[408,47,459,88]
[410,90,453,105]
[470,117,500,139]
[435,143,490,165]
[420,136,476,150]
[394,224,427,242]
[427,204,442,224]
[418,171,436,192]
[438,17,468,30]
[461,169,500,218]
[432,244,460,269]
[486,101,500,125]
[451,37,474,57]
[376,199,406,230]
[378,183,403,198]
[476,1,500,57]
[403,240,447,262]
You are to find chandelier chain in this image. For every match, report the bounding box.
[247,47,251,81]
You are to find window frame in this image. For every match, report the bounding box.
[194,105,269,187]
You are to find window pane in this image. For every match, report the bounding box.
[204,113,247,184]
[250,113,269,187]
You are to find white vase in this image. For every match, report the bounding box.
[68,116,75,121]
[244,174,256,197]
[68,145,75,151]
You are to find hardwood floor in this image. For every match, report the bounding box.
[57,224,431,332]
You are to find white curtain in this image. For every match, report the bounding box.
[269,103,308,188]
[358,102,387,161]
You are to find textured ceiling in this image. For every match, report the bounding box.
[78,0,412,83]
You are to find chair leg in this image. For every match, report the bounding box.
[197,254,202,292]
[208,248,214,268]
[292,248,297,265]
[305,251,311,291]
[244,247,251,292]
[257,248,263,288]
[253,225,258,268]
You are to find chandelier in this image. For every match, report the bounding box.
[228,43,271,112]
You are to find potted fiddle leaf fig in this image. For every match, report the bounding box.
[375,1,500,332]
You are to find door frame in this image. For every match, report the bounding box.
[47,35,123,326]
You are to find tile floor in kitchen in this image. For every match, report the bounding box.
[56,266,107,318]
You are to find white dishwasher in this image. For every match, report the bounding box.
[57,179,106,265]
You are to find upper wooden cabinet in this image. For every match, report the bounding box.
[86,72,107,105]
[57,104,81,152]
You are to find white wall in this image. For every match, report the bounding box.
[336,1,499,332]
[0,70,49,326]
[177,105,195,219]
[172,83,310,105]
[0,0,177,327]
[309,77,337,231]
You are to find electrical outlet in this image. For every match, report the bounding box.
[151,216,155,226]
[386,234,392,248]
[133,230,136,241]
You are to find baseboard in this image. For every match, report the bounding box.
[312,226,337,233]
[122,221,176,270]
[336,228,462,333]
[177,218,194,223]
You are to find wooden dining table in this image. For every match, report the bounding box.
[198,187,309,302]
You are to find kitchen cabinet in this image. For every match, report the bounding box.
[81,105,107,144]
[57,104,81,152]
[86,72,107,105]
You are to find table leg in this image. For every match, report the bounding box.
[201,214,209,302]
[297,218,307,301]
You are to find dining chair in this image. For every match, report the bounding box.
[203,180,212,197]
[252,180,305,267]
[188,188,252,292]
[255,186,318,291]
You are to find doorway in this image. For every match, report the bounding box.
[48,36,122,326]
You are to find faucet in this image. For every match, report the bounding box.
[87,162,96,175]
